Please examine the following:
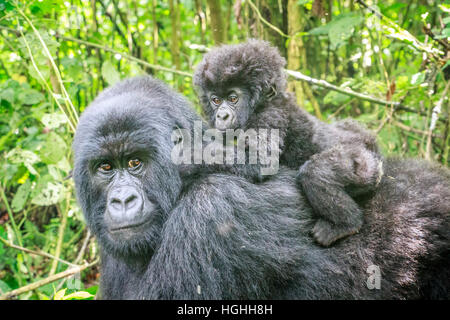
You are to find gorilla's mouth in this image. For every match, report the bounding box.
[108,217,152,233]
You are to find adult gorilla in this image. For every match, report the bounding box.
[73,76,450,299]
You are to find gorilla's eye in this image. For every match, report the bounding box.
[128,159,142,169]
[211,96,222,106]
[228,95,238,104]
[99,163,112,172]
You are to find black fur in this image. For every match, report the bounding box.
[194,39,383,246]
[73,76,450,299]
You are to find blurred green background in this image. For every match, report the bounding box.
[0,0,448,299]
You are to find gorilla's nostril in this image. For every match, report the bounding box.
[222,113,229,121]
[125,194,139,209]
[110,198,123,211]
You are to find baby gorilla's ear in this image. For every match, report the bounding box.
[265,85,278,100]
[171,124,184,146]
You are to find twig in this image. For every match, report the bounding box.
[53,230,92,293]
[74,230,91,264]
[423,25,450,51]
[286,69,399,107]
[0,237,76,267]
[0,259,99,300]
[60,35,192,77]
[247,0,289,38]
[392,120,442,139]
[49,197,69,275]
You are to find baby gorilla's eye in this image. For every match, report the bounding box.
[211,96,222,105]
[228,95,238,104]
[99,163,112,172]
[128,159,142,169]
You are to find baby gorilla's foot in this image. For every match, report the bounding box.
[312,219,361,247]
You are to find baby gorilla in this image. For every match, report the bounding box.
[193,39,383,246]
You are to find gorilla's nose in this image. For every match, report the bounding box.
[107,186,144,224]
[216,109,230,121]
[216,109,233,129]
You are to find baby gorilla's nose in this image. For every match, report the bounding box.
[217,109,230,121]
[215,109,234,129]
[107,186,144,225]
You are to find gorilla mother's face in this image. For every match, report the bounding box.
[73,93,182,257]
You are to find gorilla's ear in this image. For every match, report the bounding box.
[171,124,184,146]
[265,85,277,100]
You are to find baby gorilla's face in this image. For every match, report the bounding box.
[207,87,251,131]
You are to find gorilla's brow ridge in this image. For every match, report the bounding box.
[92,130,151,161]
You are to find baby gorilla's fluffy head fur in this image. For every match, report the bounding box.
[193,39,287,114]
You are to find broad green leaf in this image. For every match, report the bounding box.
[309,13,363,49]
[31,182,64,206]
[0,88,15,104]
[101,61,121,86]
[53,289,67,300]
[11,180,32,212]
[324,90,352,106]
[297,0,312,5]
[410,72,425,85]
[28,63,50,82]
[63,291,94,300]
[56,157,71,174]
[17,89,45,105]
[6,148,41,175]
[39,132,67,164]
[0,280,11,294]
[41,113,68,129]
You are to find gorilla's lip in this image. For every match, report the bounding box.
[108,215,152,233]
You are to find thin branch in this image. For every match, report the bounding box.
[286,69,399,107]
[392,120,442,139]
[60,35,192,77]
[0,259,99,300]
[247,0,289,38]
[49,197,70,276]
[0,237,76,268]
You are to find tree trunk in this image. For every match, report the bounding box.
[207,0,225,44]
[287,0,322,119]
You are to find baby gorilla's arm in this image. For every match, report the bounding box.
[296,144,382,246]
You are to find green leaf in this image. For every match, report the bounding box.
[0,88,15,104]
[297,0,312,5]
[31,181,64,206]
[17,89,45,105]
[6,148,41,175]
[309,13,363,49]
[324,90,351,106]
[63,291,94,300]
[410,72,425,85]
[0,280,11,295]
[53,289,67,300]
[39,132,67,164]
[41,113,68,129]
[102,61,121,86]
[11,180,32,212]
[28,63,50,82]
